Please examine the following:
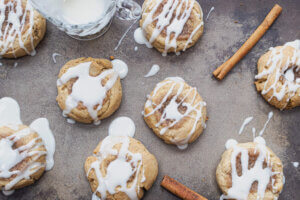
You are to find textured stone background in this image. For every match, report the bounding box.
[0,0,299,199]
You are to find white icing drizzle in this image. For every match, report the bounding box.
[87,136,144,200]
[255,40,300,109]
[221,137,284,200]
[206,6,214,20]
[258,112,273,136]
[134,27,153,48]
[114,19,138,51]
[111,59,128,79]
[66,118,76,124]
[291,162,299,168]
[238,116,253,135]
[144,64,160,77]
[139,0,204,55]
[52,53,62,64]
[57,62,119,124]
[108,117,136,137]
[144,77,206,149]
[0,0,36,57]
[0,97,55,194]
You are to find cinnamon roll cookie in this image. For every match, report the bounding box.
[0,97,55,195]
[85,136,158,200]
[0,0,46,58]
[136,0,204,55]
[143,77,207,149]
[255,40,300,110]
[216,138,284,200]
[56,57,122,125]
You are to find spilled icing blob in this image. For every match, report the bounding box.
[108,117,136,137]
[0,97,55,195]
[134,27,153,48]
[144,77,206,149]
[87,136,144,200]
[238,116,253,135]
[111,59,128,79]
[0,0,36,57]
[291,162,299,168]
[144,64,160,77]
[52,53,62,64]
[225,139,238,149]
[66,118,76,124]
[57,62,118,124]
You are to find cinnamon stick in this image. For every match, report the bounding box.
[213,4,282,80]
[161,175,208,200]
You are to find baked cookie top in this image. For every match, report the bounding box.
[85,136,158,200]
[216,138,284,200]
[143,77,207,149]
[56,57,122,124]
[140,0,204,54]
[255,40,300,110]
[0,0,46,58]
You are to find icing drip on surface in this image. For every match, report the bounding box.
[139,0,204,55]
[255,40,300,109]
[291,162,299,168]
[134,27,152,48]
[206,6,214,20]
[114,19,138,51]
[134,46,138,51]
[108,117,136,137]
[67,118,76,124]
[0,0,36,57]
[87,136,144,200]
[144,64,160,77]
[57,62,118,124]
[52,53,62,64]
[238,116,253,135]
[258,112,273,136]
[144,77,206,149]
[111,59,128,79]
[0,97,55,193]
[222,137,283,200]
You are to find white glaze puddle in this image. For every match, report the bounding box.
[114,19,138,51]
[206,6,215,20]
[52,53,62,64]
[0,97,55,194]
[222,136,283,200]
[87,136,144,200]
[255,40,300,109]
[238,116,253,135]
[291,162,299,168]
[134,27,153,48]
[111,59,128,79]
[144,77,206,149]
[108,117,136,137]
[57,62,118,124]
[144,64,160,77]
[0,0,36,57]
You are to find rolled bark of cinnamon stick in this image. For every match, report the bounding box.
[213,4,282,80]
[161,175,208,200]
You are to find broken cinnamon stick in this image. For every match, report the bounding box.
[213,4,282,80]
[161,175,208,200]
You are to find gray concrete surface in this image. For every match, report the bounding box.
[0,0,299,199]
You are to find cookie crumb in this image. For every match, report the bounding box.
[109,56,115,60]
[234,21,239,23]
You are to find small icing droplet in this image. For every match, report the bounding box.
[291,162,299,168]
[111,59,128,79]
[258,112,273,136]
[206,6,215,20]
[225,139,238,149]
[67,118,76,124]
[134,46,138,51]
[108,117,136,137]
[238,116,253,135]
[177,144,188,150]
[144,64,160,77]
[52,53,62,64]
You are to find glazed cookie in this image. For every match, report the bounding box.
[85,136,158,200]
[56,57,122,124]
[216,138,284,200]
[138,0,204,55]
[143,77,207,149]
[0,0,46,58]
[0,125,47,193]
[255,40,300,110]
